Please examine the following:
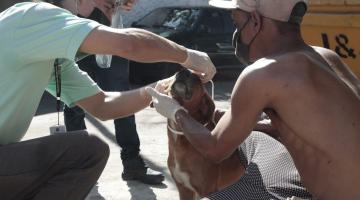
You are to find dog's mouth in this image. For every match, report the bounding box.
[170,69,203,107]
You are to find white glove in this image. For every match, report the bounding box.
[181,49,217,83]
[145,87,187,122]
[154,75,175,95]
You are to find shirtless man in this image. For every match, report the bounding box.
[146,0,360,199]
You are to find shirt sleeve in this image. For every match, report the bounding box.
[14,2,100,63]
[46,59,101,107]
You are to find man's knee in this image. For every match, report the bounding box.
[57,133,110,169]
[86,135,110,161]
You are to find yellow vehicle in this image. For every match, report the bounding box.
[302,0,360,77]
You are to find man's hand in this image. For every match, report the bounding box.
[181,49,217,83]
[154,75,175,95]
[145,87,186,122]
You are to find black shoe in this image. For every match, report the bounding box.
[122,156,164,185]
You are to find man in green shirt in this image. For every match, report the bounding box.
[0,0,216,199]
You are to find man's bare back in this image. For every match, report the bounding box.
[251,47,360,199]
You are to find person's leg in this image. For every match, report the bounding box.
[0,132,109,200]
[94,56,140,159]
[114,115,163,185]
[63,56,98,131]
[96,56,164,184]
[64,105,87,131]
[114,115,140,160]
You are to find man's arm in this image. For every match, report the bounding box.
[76,75,172,121]
[80,26,187,64]
[77,84,153,121]
[80,26,216,83]
[214,109,279,138]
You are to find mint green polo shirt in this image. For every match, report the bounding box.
[0,2,102,144]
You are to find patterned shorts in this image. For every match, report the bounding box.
[206,131,313,200]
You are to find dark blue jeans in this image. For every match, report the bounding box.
[64,55,140,161]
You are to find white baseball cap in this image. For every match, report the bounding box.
[209,0,308,23]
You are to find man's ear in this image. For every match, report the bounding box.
[199,93,215,123]
[250,11,262,33]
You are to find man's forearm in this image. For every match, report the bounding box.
[175,110,221,163]
[102,87,152,119]
[214,110,274,133]
[80,26,188,64]
[119,28,188,63]
[79,83,154,121]
[176,109,278,162]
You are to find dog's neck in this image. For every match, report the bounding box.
[167,122,184,135]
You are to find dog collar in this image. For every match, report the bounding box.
[167,125,184,135]
[209,80,214,100]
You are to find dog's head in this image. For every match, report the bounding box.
[169,69,215,125]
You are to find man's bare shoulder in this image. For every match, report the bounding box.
[232,52,314,103]
[236,58,276,85]
[312,46,339,58]
[240,52,310,83]
[232,57,291,97]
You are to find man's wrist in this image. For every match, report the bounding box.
[140,86,153,104]
[179,48,189,65]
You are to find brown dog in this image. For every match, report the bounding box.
[166,69,245,200]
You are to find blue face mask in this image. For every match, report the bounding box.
[232,16,256,66]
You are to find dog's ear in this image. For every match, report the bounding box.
[199,93,215,124]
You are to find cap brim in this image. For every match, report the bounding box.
[209,0,237,9]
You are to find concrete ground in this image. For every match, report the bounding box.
[24,80,236,200]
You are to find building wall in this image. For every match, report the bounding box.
[122,0,210,27]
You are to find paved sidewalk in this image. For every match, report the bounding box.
[24,80,235,200]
